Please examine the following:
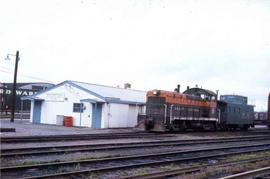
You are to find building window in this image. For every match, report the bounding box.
[73,103,83,113]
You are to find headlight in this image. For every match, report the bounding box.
[153,89,159,95]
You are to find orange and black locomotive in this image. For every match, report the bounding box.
[138,87,218,132]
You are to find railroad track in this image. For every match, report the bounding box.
[0,132,168,143]
[2,136,270,157]
[2,131,270,143]
[2,142,270,179]
[122,156,270,179]
[220,166,270,179]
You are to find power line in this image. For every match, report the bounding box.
[0,68,54,83]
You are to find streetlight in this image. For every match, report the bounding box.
[5,51,20,122]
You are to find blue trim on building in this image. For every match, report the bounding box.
[92,103,102,128]
[105,97,145,105]
[33,100,42,123]
[108,100,145,105]
[21,96,44,101]
[80,98,104,103]
[105,97,121,101]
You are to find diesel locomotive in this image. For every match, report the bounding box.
[137,87,254,132]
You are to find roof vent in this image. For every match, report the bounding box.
[124,83,131,89]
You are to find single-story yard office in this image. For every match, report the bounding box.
[22,80,146,128]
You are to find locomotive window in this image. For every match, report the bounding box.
[201,94,205,99]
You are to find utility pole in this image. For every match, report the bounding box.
[10,51,19,122]
[1,83,5,116]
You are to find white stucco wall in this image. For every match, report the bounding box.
[30,100,34,123]
[106,103,144,128]
[101,103,108,128]
[108,103,128,128]
[36,83,102,127]
[29,82,146,128]
[81,102,92,127]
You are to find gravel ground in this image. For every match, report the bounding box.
[0,137,178,150]
[0,119,144,137]
[1,118,269,179]
[3,145,270,179]
[1,119,268,138]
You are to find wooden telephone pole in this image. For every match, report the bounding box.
[10,51,19,122]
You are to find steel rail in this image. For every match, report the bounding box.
[21,145,270,179]
[2,134,269,150]
[219,166,270,179]
[1,133,269,143]
[2,136,270,157]
[0,132,165,143]
[1,142,270,176]
[121,156,270,179]
[0,135,269,148]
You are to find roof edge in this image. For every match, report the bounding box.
[68,80,146,93]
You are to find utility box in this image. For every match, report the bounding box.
[56,115,64,125]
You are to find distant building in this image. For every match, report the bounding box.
[22,80,146,128]
[254,112,268,125]
[0,82,54,114]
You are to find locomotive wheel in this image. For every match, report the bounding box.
[240,125,249,131]
[170,124,179,132]
[170,123,186,132]
[145,120,154,131]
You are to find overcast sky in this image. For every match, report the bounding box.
[0,0,269,111]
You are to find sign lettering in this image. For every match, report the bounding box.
[0,88,38,96]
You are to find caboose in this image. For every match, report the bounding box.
[218,95,254,130]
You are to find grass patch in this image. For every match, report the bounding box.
[133,167,151,175]
[22,160,42,165]
[224,151,270,162]
[182,158,270,179]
